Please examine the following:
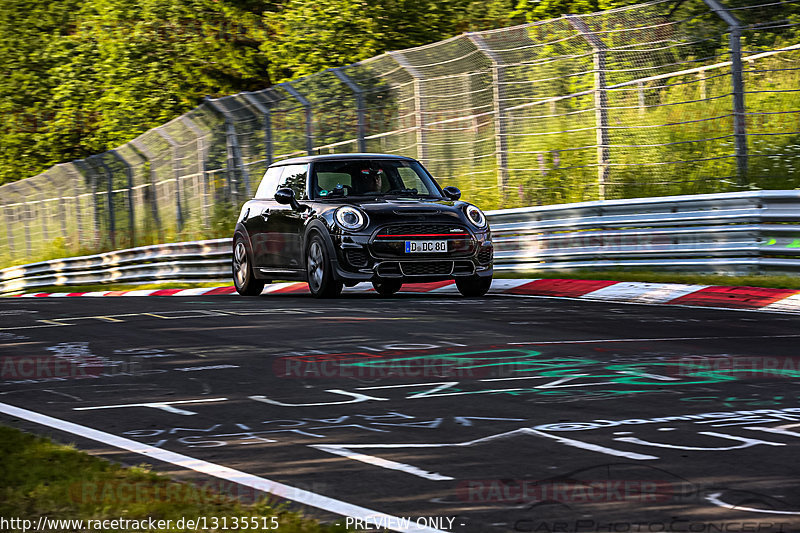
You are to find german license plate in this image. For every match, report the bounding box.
[405,240,447,253]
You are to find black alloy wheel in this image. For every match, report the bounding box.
[372,279,403,296]
[233,237,265,296]
[306,234,343,298]
[455,275,492,297]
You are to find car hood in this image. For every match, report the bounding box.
[328,198,476,229]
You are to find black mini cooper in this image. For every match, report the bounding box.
[232,154,493,298]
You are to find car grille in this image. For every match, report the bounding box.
[400,261,453,276]
[378,224,469,237]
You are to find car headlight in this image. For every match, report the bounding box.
[335,206,367,231]
[465,205,487,229]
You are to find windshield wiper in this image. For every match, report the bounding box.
[383,188,419,196]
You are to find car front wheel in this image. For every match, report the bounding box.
[455,275,492,297]
[233,238,265,296]
[372,279,402,296]
[306,235,343,298]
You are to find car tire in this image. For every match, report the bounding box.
[306,234,343,298]
[372,279,402,296]
[232,237,265,296]
[455,275,492,297]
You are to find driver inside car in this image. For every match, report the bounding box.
[359,168,385,193]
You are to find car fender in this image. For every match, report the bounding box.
[233,223,255,257]
[303,220,343,278]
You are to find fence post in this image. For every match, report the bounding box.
[91,155,117,250]
[203,98,253,205]
[154,128,185,232]
[702,0,748,186]
[467,32,509,200]
[279,82,314,155]
[110,150,136,246]
[3,184,21,258]
[331,67,367,153]
[241,92,275,165]
[129,140,164,242]
[566,15,610,201]
[74,159,101,251]
[181,117,211,228]
[388,51,427,163]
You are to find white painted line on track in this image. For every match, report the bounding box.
[0,402,448,533]
[508,334,800,345]
[312,445,454,481]
[706,492,800,515]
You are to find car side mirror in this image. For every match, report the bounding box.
[442,186,461,201]
[275,187,301,210]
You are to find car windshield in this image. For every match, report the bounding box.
[311,159,443,200]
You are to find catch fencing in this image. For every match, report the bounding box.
[3,190,799,295]
[1,0,799,269]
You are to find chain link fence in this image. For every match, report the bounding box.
[2,0,799,268]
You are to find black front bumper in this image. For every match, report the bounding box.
[331,226,493,283]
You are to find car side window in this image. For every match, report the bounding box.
[278,164,309,200]
[255,166,283,199]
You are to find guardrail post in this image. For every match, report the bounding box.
[702,0,748,186]
[154,128,185,232]
[388,51,427,163]
[566,15,610,201]
[241,92,276,165]
[279,82,314,155]
[467,33,509,200]
[110,150,136,246]
[331,67,367,153]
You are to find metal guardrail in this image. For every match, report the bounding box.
[2,191,800,294]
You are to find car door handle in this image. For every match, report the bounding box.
[261,208,271,218]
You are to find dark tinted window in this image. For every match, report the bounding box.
[310,159,441,199]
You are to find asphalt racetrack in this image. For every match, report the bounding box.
[2,290,800,532]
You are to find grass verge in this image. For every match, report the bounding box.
[0,425,347,532]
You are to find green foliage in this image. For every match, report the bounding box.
[0,0,524,187]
